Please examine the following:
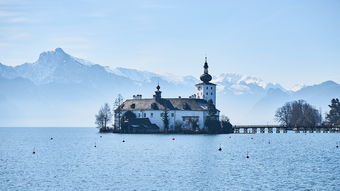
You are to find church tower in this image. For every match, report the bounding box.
[195,57,216,105]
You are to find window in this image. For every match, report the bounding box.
[143,113,146,118]
[206,87,208,89]
[206,92,208,95]
[151,113,153,117]
[211,87,213,90]
[211,92,213,95]
[138,113,141,118]
[171,113,174,117]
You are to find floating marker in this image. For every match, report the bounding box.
[122,140,125,143]
[100,136,102,138]
[32,147,36,154]
[172,138,175,141]
[94,142,97,147]
[246,151,249,158]
[218,147,222,151]
[50,137,53,140]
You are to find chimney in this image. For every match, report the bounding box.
[133,94,142,99]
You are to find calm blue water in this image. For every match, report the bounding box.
[0,128,339,191]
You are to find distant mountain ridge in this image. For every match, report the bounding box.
[0,48,339,127]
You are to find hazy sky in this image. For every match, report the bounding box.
[0,0,339,89]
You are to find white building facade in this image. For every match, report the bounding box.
[114,57,218,132]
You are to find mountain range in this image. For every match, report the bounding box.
[0,48,339,127]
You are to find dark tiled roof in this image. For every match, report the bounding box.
[127,118,159,129]
[119,98,210,111]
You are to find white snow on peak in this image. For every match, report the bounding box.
[239,75,268,88]
[290,83,306,92]
[72,56,95,66]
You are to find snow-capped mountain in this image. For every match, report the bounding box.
[0,48,339,126]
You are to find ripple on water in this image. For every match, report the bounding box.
[0,128,339,191]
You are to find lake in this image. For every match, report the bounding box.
[0,127,339,191]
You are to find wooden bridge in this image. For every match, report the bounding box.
[233,125,340,134]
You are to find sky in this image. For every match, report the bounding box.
[0,0,339,89]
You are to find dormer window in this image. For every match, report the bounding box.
[130,103,136,109]
[151,103,159,110]
[183,103,191,110]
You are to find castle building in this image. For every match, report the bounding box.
[114,57,219,132]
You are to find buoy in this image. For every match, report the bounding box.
[50,137,53,140]
[218,147,222,151]
[122,140,125,143]
[336,145,339,148]
[32,148,36,154]
[94,143,97,148]
[100,136,102,138]
[246,151,249,158]
[251,137,253,140]
[268,140,271,144]
[229,136,231,138]
[172,138,175,140]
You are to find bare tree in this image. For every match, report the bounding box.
[275,103,292,127]
[95,103,113,132]
[275,100,321,128]
[190,118,199,132]
[113,94,124,130]
[174,120,183,132]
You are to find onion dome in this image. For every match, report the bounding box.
[200,57,212,83]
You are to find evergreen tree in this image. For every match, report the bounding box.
[162,107,169,133]
[205,99,221,133]
[220,115,233,133]
[326,98,340,126]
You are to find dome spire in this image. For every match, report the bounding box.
[200,56,212,83]
[204,56,209,74]
[154,82,162,101]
